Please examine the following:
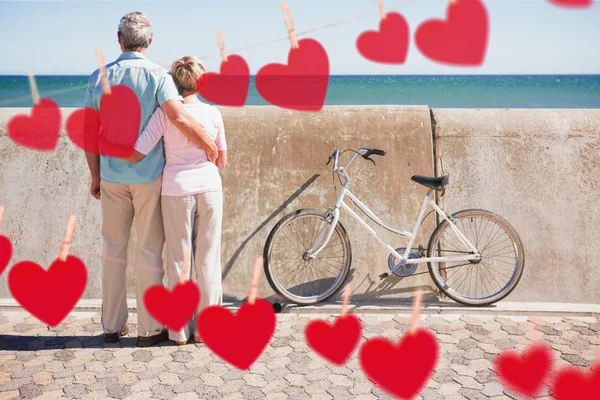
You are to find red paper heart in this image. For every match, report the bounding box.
[552,362,600,400]
[548,0,592,7]
[144,281,200,331]
[8,256,87,327]
[66,107,101,154]
[0,235,12,275]
[494,343,553,397]
[66,85,140,157]
[415,0,489,66]
[197,298,276,370]
[7,98,61,151]
[359,328,439,399]
[255,38,329,112]
[356,12,410,64]
[198,55,250,107]
[305,314,362,366]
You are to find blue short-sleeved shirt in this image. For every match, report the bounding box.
[84,51,181,184]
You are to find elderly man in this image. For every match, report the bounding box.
[84,11,217,347]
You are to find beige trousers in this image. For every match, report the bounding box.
[161,191,223,342]
[100,175,165,337]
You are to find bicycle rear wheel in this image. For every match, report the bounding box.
[427,209,525,306]
[263,209,352,305]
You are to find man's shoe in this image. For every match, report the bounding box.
[137,329,169,348]
[104,325,129,343]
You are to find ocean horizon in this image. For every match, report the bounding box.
[1,74,599,109]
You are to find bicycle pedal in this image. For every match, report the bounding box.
[379,272,389,280]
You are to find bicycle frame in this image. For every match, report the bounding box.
[306,148,481,266]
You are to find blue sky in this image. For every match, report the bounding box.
[0,0,598,75]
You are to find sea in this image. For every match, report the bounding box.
[0,75,599,108]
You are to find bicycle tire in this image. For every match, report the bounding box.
[263,208,352,305]
[427,209,525,306]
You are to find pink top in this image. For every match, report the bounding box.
[135,102,227,196]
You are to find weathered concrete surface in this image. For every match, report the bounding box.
[433,108,600,304]
[0,106,436,302]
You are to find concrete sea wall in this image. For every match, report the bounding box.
[0,106,599,305]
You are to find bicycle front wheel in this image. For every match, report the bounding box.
[427,209,525,306]
[263,209,352,305]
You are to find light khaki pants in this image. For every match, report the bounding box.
[162,191,224,343]
[100,175,165,337]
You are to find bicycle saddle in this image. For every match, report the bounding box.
[411,174,449,190]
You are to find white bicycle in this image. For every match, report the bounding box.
[263,147,525,306]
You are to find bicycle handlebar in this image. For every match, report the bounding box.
[369,149,386,156]
[326,147,386,170]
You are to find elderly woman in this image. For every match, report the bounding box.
[101,56,227,345]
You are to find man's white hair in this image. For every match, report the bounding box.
[118,12,153,50]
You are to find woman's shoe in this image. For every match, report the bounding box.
[193,335,202,343]
[174,340,188,346]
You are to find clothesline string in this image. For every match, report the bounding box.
[197,0,421,60]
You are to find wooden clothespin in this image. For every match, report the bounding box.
[340,285,352,317]
[0,206,5,230]
[216,29,228,63]
[248,256,263,305]
[58,215,77,262]
[281,2,299,49]
[408,289,423,335]
[95,48,112,95]
[377,0,387,20]
[27,73,40,106]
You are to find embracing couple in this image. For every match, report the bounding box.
[84,12,226,347]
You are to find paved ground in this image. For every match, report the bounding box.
[0,311,599,400]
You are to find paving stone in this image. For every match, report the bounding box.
[261,379,288,395]
[13,365,45,379]
[432,368,456,384]
[282,386,309,399]
[54,350,76,363]
[350,380,373,396]
[453,375,484,390]
[463,348,485,361]
[327,374,354,387]
[116,372,138,386]
[264,368,289,381]
[0,377,32,392]
[63,383,87,399]
[0,391,19,400]
[31,371,53,386]
[123,391,153,400]
[131,350,153,363]
[17,384,43,399]
[325,386,355,399]
[560,353,590,367]
[172,379,203,394]
[0,372,10,386]
[459,387,488,400]
[482,382,505,397]
[130,378,159,393]
[2,360,24,373]
[263,393,288,400]
[217,379,245,395]
[171,351,193,363]
[284,373,310,387]
[243,374,267,387]
[201,373,224,387]
[15,352,36,362]
[150,383,175,400]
